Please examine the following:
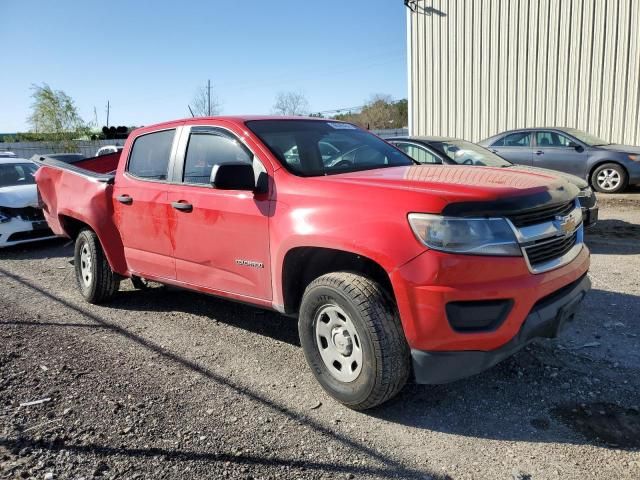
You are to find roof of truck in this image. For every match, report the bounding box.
[131,116,346,133]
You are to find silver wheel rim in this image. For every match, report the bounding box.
[596,168,621,191]
[79,242,93,287]
[314,304,363,383]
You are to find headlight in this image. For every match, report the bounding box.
[0,213,10,224]
[408,214,522,256]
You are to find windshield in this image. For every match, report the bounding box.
[429,140,512,167]
[246,120,414,176]
[560,128,610,146]
[0,162,38,187]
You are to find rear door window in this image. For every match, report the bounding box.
[127,129,175,180]
[492,132,531,147]
[392,142,441,164]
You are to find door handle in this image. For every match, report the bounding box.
[490,149,498,153]
[116,194,133,205]
[171,201,193,212]
[535,150,544,155]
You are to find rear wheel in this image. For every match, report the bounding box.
[591,163,628,193]
[74,229,119,304]
[298,272,410,410]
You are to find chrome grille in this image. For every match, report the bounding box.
[524,231,578,267]
[508,201,574,228]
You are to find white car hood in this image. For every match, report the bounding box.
[0,184,39,208]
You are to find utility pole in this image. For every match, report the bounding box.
[106,101,110,127]
[207,79,211,116]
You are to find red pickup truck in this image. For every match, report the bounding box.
[36,117,590,409]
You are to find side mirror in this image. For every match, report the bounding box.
[210,163,255,191]
[569,142,584,152]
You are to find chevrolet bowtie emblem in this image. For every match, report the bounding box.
[555,213,578,236]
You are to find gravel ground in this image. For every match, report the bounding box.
[1,194,639,480]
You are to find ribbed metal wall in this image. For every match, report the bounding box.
[407,0,640,146]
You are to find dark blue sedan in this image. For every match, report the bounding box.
[478,127,640,193]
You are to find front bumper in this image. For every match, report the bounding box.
[411,274,590,384]
[0,217,55,248]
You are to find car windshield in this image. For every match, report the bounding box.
[429,140,512,167]
[560,128,610,146]
[246,120,414,176]
[0,163,38,187]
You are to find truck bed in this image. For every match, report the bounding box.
[35,157,127,273]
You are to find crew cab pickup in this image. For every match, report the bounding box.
[36,117,590,409]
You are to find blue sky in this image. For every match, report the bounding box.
[0,0,407,132]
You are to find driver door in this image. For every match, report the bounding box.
[166,125,272,300]
[533,131,587,177]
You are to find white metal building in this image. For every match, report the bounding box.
[406,0,640,145]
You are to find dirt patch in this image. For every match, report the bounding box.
[553,402,640,449]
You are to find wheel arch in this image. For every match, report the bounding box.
[58,213,128,276]
[588,160,628,187]
[281,246,394,315]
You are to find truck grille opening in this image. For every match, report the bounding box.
[2,207,45,222]
[508,201,574,228]
[524,231,578,267]
[7,228,53,242]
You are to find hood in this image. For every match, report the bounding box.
[0,184,39,208]
[597,144,640,154]
[321,165,576,203]
[505,165,588,189]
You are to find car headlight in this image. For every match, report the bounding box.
[0,213,10,224]
[408,214,522,256]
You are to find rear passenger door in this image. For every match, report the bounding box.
[390,141,443,165]
[114,128,179,279]
[488,132,533,166]
[167,125,272,300]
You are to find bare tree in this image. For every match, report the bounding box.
[190,82,221,116]
[272,91,310,116]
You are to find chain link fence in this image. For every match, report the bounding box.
[0,139,126,159]
[371,128,408,138]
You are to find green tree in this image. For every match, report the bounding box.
[27,83,88,150]
[332,95,407,129]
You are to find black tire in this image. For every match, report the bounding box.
[591,162,628,193]
[298,272,410,410]
[74,229,119,304]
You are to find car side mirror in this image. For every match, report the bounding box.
[210,163,256,191]
[569,142,584,152]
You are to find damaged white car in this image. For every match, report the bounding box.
[0,158,55,248]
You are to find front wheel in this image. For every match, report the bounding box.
[74,229,119,304]
[298,272,410,410]
[591,163,628,193]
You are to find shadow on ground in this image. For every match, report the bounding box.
[586,218,640,255]
[1,268,639,455]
